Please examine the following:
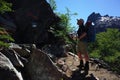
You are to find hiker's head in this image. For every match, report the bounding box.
[85,21,92,27]
[77,18,84,25]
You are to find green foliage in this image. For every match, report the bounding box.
[48,0,77,53]
[113,56,120,74]
[89,28,120,74]
[0,0,13,47]
[89,49,101,58]
[52,14,72,44]
[49,6,77,43]
[0,34,14,42]
[0,41,10,48]
[89,28,120,58]
[0,27,14,48]
[97,28,120,57]
[0,0,12,13]
[48,0,57,10]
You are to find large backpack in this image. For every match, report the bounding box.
[87,25,96,42]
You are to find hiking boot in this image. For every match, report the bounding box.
[84,61,89,75]
[78,60,84,70]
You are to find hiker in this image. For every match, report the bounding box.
[76,19,89,75]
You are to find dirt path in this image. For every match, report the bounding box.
[56,52,120,80]
[89,66,120,80]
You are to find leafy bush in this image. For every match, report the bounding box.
[0,0,12,13]
[0,27,14,48]
[89,28,120,74]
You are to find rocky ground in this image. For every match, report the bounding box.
[56,52,120,80]
[0,44,119,80]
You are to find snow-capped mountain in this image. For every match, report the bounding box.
[87,12,120,33]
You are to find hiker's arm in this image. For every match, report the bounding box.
[79,32,87,40]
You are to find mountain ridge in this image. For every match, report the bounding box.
[87,12,120,33]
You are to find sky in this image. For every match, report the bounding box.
[54,0,120,28]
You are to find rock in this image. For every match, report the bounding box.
[1,0,60,47]
[42,44,65,58]
[0,52,23,80]
[87,12,120,33]
[26,49,68,80]
[1,48,24,68]
[13,0,60,44]
[11,44,31,58]
[56,52,79,78]
[9,43,22,49]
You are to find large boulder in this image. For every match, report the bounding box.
[0,52,23,80]
[13,0,60,44]
[2,0,60,47]
[1,48,24,68]
[26,49,68,80]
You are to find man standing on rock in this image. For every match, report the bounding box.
[76,18,89,75]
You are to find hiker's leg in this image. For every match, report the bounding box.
[77,41,83,60]
[84,53,89,75]
[77,41,84,70]
[82,42,89,75]
[84,52,89,62]
[84,61,89,75]
[83,42,89,62]
[77,52,83,60]
[78,53,84,70]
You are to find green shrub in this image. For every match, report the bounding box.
[0,27,14,48]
